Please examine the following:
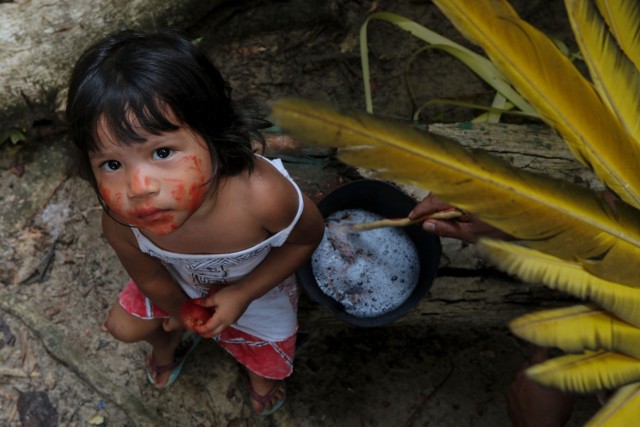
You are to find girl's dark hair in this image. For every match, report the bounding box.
[66,29,268,200]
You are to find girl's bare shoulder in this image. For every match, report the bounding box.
[244,157,299,233]
[101,211,139,252]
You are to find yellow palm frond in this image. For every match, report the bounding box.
[586,382,640,426]
[567,0,640,144]
[509,304,640,358]
[269,98,640,285]
[594,0,640,70]
[431,0,640,209]
[527,350,640,393]
[270,1,640,423]
[478,239,640,323]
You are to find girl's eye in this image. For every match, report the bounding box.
[153,148,173,160]
[100,160,121,171]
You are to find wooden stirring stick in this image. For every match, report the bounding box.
[349,209,464,232]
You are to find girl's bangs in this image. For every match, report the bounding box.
[93,86,180,148]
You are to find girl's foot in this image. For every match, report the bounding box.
[247,371,286,415]
[146,353,180,387]
[146,331,201,388]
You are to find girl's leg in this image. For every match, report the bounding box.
[247,369,286,414]
[104,303,185,386]
[214,326,294,414]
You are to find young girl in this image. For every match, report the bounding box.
[65,29,324,416]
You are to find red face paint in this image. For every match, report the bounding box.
[91,119,214,237]
[100,186,124,212]
[181,155,203,173]
[99,186,111,202]
[171,182,186,202]
[187,181,208,213]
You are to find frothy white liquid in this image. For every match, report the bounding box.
[311,209,420,318]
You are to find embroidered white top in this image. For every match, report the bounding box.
[131,158,303,341]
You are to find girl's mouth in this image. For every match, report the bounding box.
[132,208,171,222]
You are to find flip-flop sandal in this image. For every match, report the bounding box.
[146,331,202,388]
[249,380,286,416]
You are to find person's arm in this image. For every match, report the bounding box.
[197,188,324,338]
[102,212,189,319]
[506,347,574,427]
[409,193,512,243]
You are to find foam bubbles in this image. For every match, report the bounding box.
[311,209,420,318]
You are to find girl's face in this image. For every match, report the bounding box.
[89,118,214,236]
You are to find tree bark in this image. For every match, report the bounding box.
[0,0,225,138]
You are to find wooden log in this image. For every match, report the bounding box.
[0,0,225,135]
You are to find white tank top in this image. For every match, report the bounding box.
[131,158,303,341]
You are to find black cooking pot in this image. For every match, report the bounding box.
[297,179,441,327]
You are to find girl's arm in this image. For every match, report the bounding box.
[102,213,189,319]
[198,186,324,338]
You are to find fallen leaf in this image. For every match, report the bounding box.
[88,414,105,425]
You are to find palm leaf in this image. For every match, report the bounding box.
[478,239,640,320]
[594,0,640,70]
[358,12,537,116]
[526,350,640,393]
[269,97,640,285]
[431,0,640,209]
[509,304,640,358]
[566,0,640,145]
[586,382,640,426]
[272,1,640,423]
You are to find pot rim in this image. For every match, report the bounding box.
[297,179,441,327]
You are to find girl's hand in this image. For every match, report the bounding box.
[196,286,251,338]
[409,194,511,243]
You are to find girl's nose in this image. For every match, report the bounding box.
[128,169,159,198]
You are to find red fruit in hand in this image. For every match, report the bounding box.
[179,299,214,331]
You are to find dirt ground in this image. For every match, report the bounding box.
[1,1,601,426]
